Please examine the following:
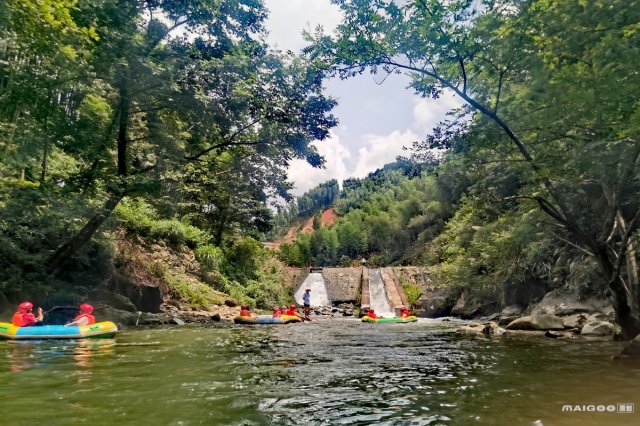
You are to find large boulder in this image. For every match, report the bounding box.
[503,278,547,308]
[562,314,588,329]
[501,304,525,317]
[110,270,164,313]
[581,320,616,337]
[89,289,137,312]
[531,290,614,318]
[506,315,565,331]
[94,306,140,326]
[451,291,500,319]
[417,286,463,318]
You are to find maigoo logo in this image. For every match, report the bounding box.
[562,403,634,414]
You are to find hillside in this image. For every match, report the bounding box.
[271,207,338,248]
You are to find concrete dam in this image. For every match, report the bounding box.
[292,267,410,316]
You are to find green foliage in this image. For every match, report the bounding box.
[115,198,210,248]
[400,278,422,308]
[195,245,225,272]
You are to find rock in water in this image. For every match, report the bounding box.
[506,315,565,331]
[620,335,640,358]
[580,321,615,337]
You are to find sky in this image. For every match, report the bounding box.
[263,0,460,196]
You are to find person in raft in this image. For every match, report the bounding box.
[240,305,253,317]
[399,306,411,318]
[272,307,281,318]
[65,303,96,327]
[367,308,378,319]
[12,302,44,327]
[285,304,300,317]
[302,288,311,320]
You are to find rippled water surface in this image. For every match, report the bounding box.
[1,318,639,425]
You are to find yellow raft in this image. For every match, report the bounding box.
[234,315,303,325]
[0,321,118,340]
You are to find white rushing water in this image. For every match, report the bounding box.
[368,268,395,317]
[294,271,331,306]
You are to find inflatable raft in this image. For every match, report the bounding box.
[0,321,118,340]
[234,315,303,325]
[361,316,418,323]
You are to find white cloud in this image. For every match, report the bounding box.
[287,132,351,195]
[352,129,419,178]
[412,90,461,134]
[264,0,343,52]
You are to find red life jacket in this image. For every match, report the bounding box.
[368,311,377,319]
[401,311,410,318]
[273,311,281,318]
[285,309,296,316]
[74,313,96,325]
[12,312,35,327]
[240,309,251,317]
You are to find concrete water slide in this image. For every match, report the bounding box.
[293,267,363,306]
[292,267,408,314]
[361,267,410,317]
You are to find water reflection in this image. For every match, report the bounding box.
[2,338,116,376]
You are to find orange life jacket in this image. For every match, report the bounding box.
[12,312,35,327]
[74,313,96,325]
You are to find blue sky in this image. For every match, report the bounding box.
[263,0,460,195]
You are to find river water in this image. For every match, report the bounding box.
[1,318,638,426]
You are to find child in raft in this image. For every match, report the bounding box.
[272,307,281,318]
[284,304,301,318]
[65,304,96,327]
[12,302,44,327]
[399,306,411,318]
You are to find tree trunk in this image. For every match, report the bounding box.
[595,248,640,340]
[117,74,129,177]
[46,193,125,274]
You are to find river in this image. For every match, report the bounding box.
[1,318,638,425]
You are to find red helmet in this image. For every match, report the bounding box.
[369,309,375,313]
[290,304,296,309]
[18,302,33,312]
[80,303,94,314]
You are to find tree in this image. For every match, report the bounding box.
[24,0,337,272]
[309,0,640,339]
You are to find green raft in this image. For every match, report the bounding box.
[361,315,417,323]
